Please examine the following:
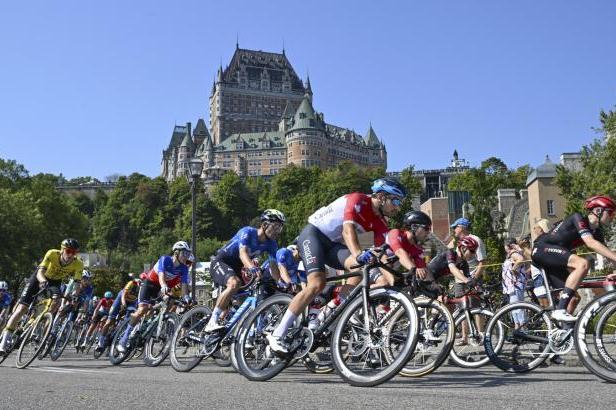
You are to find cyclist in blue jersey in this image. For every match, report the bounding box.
[117,241,192,352]
[0,281,13,330]
[262,244,306,291]
[205,209,286,332]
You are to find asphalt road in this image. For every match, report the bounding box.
[0,351,613,409]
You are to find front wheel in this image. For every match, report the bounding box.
[170,306,211,372]
[575,292,616,383]
[16,312,54,369]
[50,319,74,361]
[109,320,133,365]
[484,302,551,372]
[331,288,419,387]
[449,308,499,368]
[144,313,179,367]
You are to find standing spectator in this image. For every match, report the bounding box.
[502,238,529,328]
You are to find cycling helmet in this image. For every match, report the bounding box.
[0,281,8,291]
[584,195,616,211]
[371,177,407,198]
[457,236,479,252]
[61,238,80,250]
[403,211,432,229]
[92,296,99,303]
[82,269,92,278]
[287,244,298,253]
[261,209,286,224]
[104,291,113,299]
[172,241,192,253]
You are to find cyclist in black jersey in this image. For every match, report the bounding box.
[531,195,616,322]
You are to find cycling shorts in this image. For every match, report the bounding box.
[531,243,571,289]
[210,258,240,287]
[19,273,62,306]
[297,223,351,275]
[138,279,161,305]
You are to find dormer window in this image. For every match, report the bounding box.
[299,113,306,119]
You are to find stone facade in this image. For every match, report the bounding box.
[161,47,386,184]
[526,155,566,239]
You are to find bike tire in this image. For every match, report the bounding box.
[484,302,551,372]
[16,312,54,369]
[235,293,294,381]
[449,308,498,368]
[575,291,616,383]
[331,288,419,387]
[50,319,74,361]
[144,313,179,367]
[396,297,455,377]
[170,306,211,372]
[108,320,132,365]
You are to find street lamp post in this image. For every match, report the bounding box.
[187,158,204,300]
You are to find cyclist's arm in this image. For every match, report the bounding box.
[181,283,189,297]
[342,222,362,258]
[121,291,127,306]
[449,263,470,283]
[394,248,416,272]
[36,266,47,283]
[472,260,485,279]
[238,246,256,269]
[582,236,616,263]
[273,263,289,283]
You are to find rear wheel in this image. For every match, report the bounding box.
[397,297,455,377]
[332,288,418,387]
[450,308,499,368]
[484,302,551,372]
[16,312,53,369]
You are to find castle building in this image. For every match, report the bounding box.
[161,46,387,184]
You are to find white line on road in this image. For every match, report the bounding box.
[29,366,122,375]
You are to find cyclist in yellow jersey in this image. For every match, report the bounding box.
[0,238,85,352]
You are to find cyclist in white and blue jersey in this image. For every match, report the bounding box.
[205,209,286,332]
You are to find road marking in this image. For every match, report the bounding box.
[29,366,122,375]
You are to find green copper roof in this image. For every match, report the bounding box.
[288,95,325,131]
[364,124,380,147]
[215,131,286,151]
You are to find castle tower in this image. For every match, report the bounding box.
[285,93,327,168]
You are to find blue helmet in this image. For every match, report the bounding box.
[104,291,113,299]
[371,178,407,198]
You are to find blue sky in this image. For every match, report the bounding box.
[1,1,615,179]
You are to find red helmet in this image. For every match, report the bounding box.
[584,195,616,211]
[457,236,479,252]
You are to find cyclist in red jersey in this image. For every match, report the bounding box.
[267,177,405,354]
[532,195,616,322]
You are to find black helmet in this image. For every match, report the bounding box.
[403,211,432,230]
[61,238,80,250]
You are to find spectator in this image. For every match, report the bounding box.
[502,238,529,328]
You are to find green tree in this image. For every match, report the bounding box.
[210,172,257,236]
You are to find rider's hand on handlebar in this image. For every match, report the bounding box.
[416,268,428,280]
[356,250,375,265]
[160,284,169,295]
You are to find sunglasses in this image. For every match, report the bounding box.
[63,248,78,256]
[268,223,284,232]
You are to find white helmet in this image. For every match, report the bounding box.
[82,269,92,278]
[287,244,298,253]
[172,241,192,253]
[0,281,8,290]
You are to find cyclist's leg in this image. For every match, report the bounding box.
[118,282,156,351]
[0,273,40,350]
[207,259,241,329]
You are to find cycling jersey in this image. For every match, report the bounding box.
[146,256,190,288]
[261,248,307,284]
[386,229,427,268]
[215,226,278,271]
[78,284,94,301]
[0,292,12,308]
[96,297,114,312]
[537,213,604,250]
[122,280,139,303]
[39,249,84,281]
[427,249,469,279]
[307,193,388,245]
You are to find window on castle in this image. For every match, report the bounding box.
[547,200,555,216]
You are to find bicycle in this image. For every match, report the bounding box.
[169,270,278,372]
[234,245,420,387]
[108,295,180,366]
[484,267,615,372]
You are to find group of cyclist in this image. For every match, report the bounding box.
[1,176,616,374]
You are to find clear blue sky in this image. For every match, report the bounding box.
[1,1,615,179]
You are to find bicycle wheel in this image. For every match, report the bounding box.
[235,294,294,381]
[170,306,211,372]
[303,338,334,374]
[16,312,54,369]
[396,297,455,377]
[109,320,132,365]
[331,288,418,387]
[484,302,551,372]
[144,313,179,367]
[450,308,499,368]
[575,291,616,382]
[50,319,74,361]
